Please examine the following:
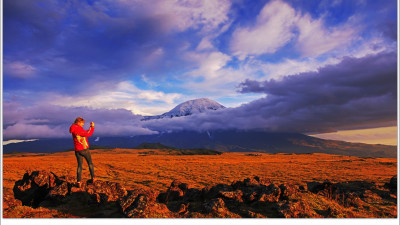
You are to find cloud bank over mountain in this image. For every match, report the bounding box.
[141,52,397,134]
[3,103,155,139]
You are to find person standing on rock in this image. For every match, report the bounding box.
[69,117,96,188]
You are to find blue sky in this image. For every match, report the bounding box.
[2,0,397,143]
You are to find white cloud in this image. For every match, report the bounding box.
[252,35,394,82]
[113,0,231,33]
[2,102,158,139]
[137,91,180,104]
[296,14,357,57]
[117,81,181,104]
[3,61,37,78]
[143,47,165,64]
[250,33,393,81]
[230,0,358,59]
[155,0,231,33]
[347,36,396,59]
[94,122,158,136]
[196,37,214,51]
[3,139,39,145]
[49,81,182,115]
[255,56,342,81]
[230,0,297,60]
[179,49,256,97]
[258,58,321,80]
[141,74,159,88]
[187,51,232,79]
[3,123,67,139]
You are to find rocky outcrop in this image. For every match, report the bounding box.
[384,175,397,194]
[13,171,60,207]
[153,175,318,218]
[118,189,173,218]
[12,171,173,218]
[13,171,397,218]
[306,179,398,207]
[13,171,127,206]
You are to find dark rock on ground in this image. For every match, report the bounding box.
[278,200,321,218]
[259,184,281,202]
[218,189,243,202]
[183,188,203,202]
[305,179,397,212]
[13,171,61,207]
[203,198,226,213]
[389,176,397,189]
[384,175,397,195]
[12,171,397,218]
[13,170,129,217]
[118,189,168,218]
[83,180,128,202]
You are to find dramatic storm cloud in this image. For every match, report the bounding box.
[237,52,397,133]
[142,52,397,134]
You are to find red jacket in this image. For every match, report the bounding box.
[69,124,94,151]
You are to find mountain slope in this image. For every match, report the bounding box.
[134,142,176,150]
[124,130,396,158]
[142,98,225,120]
[4,130,396,158]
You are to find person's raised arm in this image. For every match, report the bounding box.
[74,122,95,137]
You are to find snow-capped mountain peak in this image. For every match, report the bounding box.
[142,98,226,120]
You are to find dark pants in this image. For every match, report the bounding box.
[75,149,95,182]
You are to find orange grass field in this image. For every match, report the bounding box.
[2,148,398,218]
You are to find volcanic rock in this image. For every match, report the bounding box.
[385,175,397,194]
[11,171,396,218]
[13,171,60,207]
[258,184,281,202]
[218,190,243,202]
[278,200,320,218]
[118,189,172,218]
[203,198,226,214]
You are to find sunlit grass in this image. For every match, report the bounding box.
[3,149,397,218]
